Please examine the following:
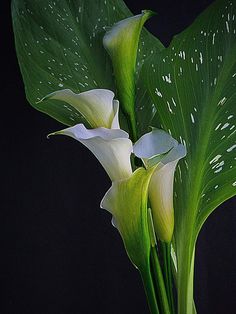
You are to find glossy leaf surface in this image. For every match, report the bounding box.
[141,0,236,241]
[12,0,163,128]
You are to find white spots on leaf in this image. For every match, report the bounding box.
[215,123,221,130]
[226,21,230,33]
[227,144,236,152]
[58,83,64,87]
[212,160,225,170]
[178,50,186,60]
[199,52,203,64]
[221,122,230,130]
[228,115,233,120]
[152,104,156,115]
[214,185,219,189]
[217,97,227,106]
[167,101,173,114]
[162,74,172,84]
[190,113,195,124]
[214,167,223,173]
[155,88,163,97]
[212,33,216,45]
[178,165,182,183]
[210,154,222,164]
[172,97,177,107]
[232,182,236,187]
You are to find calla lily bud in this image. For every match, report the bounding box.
[134,129,186,242]
[49,124,132,182]
[39,89,120,129]
[103,11,155,136]
[101,167,156,270]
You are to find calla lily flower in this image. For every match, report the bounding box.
[101,166,156,270]
[49,123,132,182]
[134,129,186,242]
[39,89,120,129]
[103,11,155,138]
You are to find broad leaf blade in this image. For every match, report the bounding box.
[12,0,163,127]
[142,0,236,238]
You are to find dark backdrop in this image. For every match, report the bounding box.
[2,0,236,313]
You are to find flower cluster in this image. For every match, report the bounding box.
[40,88,186,270]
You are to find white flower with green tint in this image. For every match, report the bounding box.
[101,167,155,269]
[134,129,186,242]
[103,11,155,139]
[40,89,120,129]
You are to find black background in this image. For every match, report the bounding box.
[2,0,236,313]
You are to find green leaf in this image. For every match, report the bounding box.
[142,0,236,243]
[140,1,236,311]
[12,0,163,128]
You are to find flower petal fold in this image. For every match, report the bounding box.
[148,144,186,242]
[133,128,178,167]
[103,11,154,117]
[49,124,132,181]
[101,167,156,270]
[40,89,120,129]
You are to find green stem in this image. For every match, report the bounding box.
[151,246,171,314]
[140,268,160,314]
[162,242,175,313]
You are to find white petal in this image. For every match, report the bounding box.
[159,143,187,166]
[133,128,178,159]
[148,143,186,242]
[51,124,132,181]
[111,99,120,129]
[41,89,119,129]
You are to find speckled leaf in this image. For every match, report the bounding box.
[142,0,236,241]
[12,0,163,127]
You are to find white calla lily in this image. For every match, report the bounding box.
[40,89,120,129]
[49,123,132,182]
[134,129,186,242]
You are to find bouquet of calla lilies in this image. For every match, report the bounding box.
[12,0,236,313]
